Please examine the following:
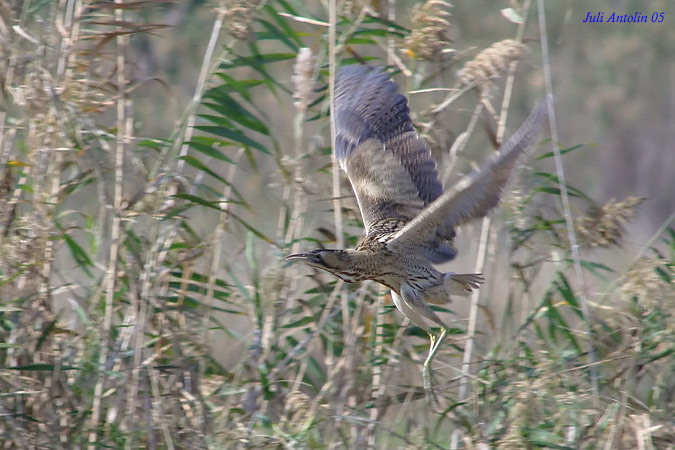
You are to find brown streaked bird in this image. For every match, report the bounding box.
[287,65,546,402]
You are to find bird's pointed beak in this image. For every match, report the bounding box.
[286,252,308,261]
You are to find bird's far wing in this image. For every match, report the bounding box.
[333,66,456,261]
[387,97,548,253]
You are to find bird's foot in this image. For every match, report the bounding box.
[422,361,441,407]
[422,328,448,408]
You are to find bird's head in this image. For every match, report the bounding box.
[286,249,359,282]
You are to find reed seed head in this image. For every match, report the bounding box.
[575,196,644,248]
[292,48,315,112]
[404,0,454,60]
[457,39,526,87]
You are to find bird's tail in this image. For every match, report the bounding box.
[443,273,485,296]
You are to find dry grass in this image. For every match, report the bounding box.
[0,1,673,449]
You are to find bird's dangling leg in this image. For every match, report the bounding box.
[397,285,451,405]
[423,326,448,405]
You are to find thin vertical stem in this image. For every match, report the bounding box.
[327,0,358,442]
[174,8,225,175]
[88,1,127,446]
[450,2,532,447]
[537,0,599,403]
[328,2,342,250]
[367,1,397,445]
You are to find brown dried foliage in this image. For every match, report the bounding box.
[404,0,454,60]
[457,39,526,86]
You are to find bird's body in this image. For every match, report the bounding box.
[287,65,545,402]
[321,244,442,295]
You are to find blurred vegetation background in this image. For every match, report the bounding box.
[0,0,673,448]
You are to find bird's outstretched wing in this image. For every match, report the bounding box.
[334,65,457,262]
[387,97,548,254]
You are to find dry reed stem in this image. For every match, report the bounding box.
[88,1,128,445]
[123,16,228,428]
[366,2,400,444]
[327,0,360,442]
[203,147,245,345]
[275,48,319,429]
[538,0,599,404]
[174,8,225,176]
[450,1,532,446]
[276,47,315,328]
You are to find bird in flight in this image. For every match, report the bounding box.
[287,65,545,402]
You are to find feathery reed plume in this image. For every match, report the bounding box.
[404,0,453,60]
[292,47,315,112]
[224,0,264,40]
[575,196,644,248]
[457,39,525,86]
[620,257,673,308]
[285,390,313,430]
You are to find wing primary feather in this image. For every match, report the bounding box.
[334,66,413,165]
